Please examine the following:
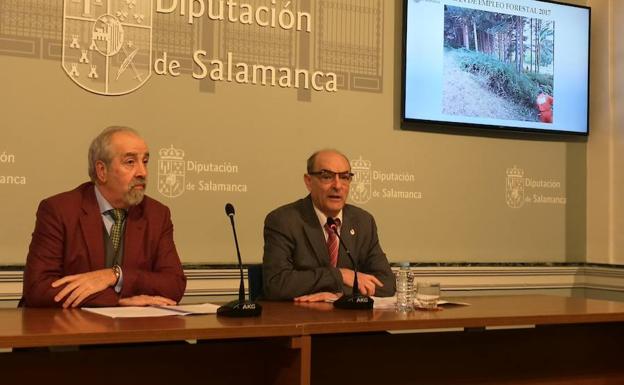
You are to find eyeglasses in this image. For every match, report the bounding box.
[308,169,354,183]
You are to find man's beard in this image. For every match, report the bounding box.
[125,178,146,206]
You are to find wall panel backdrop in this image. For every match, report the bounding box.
[0,0,588,266]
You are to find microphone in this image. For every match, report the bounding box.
[217,203,262,317]
[326,217,374,310]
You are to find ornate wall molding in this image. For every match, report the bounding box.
[2,264,624,302]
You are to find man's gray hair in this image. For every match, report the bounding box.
[306,149,350,174]
[88,126,140,182]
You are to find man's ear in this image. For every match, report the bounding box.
[303,174,312,192]
[95,160,108,184]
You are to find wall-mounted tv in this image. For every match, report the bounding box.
[401,0,590,135]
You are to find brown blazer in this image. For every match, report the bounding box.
[22,182,186,307]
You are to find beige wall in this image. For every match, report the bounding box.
[586,0,624,264]
[614,2,624,263]
[586,0,610,263]
[0,0,596,266]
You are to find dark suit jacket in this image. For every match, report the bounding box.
[262,195,395,300]
[22,182,186,307]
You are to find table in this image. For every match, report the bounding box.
[1,295,624,385]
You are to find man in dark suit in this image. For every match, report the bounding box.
[262,149,395,301]
[22,126,186,308]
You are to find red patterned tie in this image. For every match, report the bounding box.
[325,218,340,267]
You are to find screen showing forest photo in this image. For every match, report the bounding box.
[402,0,590,135]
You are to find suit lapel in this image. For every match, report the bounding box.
[301,197,329,267]
[124,202,146,268]
[79,184,106,270]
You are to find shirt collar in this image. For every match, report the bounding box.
[312,204,343,230]
[94,184,114,215]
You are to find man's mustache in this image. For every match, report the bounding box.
[129,178,147,188]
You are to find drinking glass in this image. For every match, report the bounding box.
[416,281,440,310]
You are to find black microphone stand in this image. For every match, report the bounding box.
[327,218,374,310]
[217,203,262,317]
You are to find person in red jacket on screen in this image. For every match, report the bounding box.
[536,91,554,123]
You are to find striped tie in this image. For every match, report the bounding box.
[325,218,340,267]
[108,209,126,252]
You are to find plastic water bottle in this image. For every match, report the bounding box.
[395,262,414,312]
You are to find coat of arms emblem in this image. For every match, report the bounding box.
[350,157,372,204]
[158,146,186,198]
[506,166,525,208]
[62,0,152,95]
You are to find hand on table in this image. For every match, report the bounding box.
[119,295,177,306]
[294,292,340,302]
[52,269,117,308]
[339,269,383,296]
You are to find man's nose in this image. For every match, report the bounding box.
[136,161,148,177]
[330,175,345,189]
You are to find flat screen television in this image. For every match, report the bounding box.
[401,0,590,135]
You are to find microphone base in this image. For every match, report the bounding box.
[333,294,374,310]
[217,300,263,317]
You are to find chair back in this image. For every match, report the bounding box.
[247,264,264,301]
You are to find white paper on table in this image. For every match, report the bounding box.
[83,303,220,318]
[156,303,220,315]
[370,296,396,309]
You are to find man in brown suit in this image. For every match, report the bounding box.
[22,126,186,308]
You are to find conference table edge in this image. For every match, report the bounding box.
[299,312,624,335]
[0,324,304,349]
